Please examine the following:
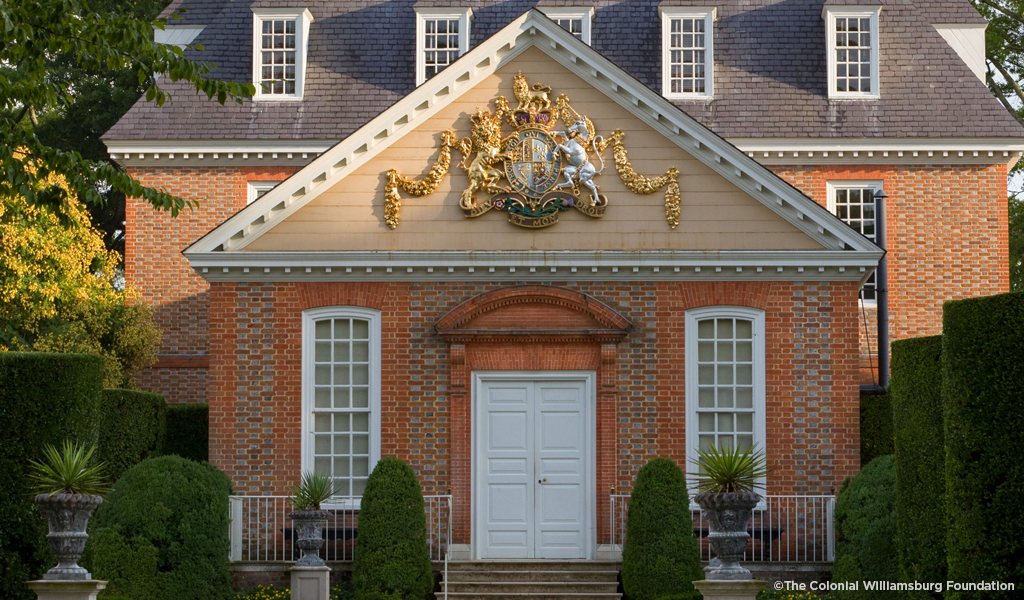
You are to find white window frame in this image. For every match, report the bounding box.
[415,7,473,86]
[659,7,716,99]
[685,306,767,499]
[247,181,280,205]
[827,181,882,307]
[251,8,314,101]
[539,7,594,45]
[824,7,881,100]
[301,306,382,506]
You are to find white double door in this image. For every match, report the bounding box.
[475,373,594,560]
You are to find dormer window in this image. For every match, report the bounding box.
[415,7,472,86]
[251,8,313,100]
[659,7,716,99]
[824,7,880,99]
[539,7,594,45]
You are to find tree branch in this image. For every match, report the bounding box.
[976,0,1024,27]
[991,58,1024,107]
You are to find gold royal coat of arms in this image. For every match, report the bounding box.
[383,73,682,230]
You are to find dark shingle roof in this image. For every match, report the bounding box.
[106,0,1021,141]
[914,0,988,24]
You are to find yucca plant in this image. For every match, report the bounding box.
[28,440,109,496]
[289,471,336,510]
[688,443,768,494]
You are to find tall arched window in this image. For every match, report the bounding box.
[685,306,767,489]
[302,307,381,499]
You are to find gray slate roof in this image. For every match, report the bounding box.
[106,0,1022,141]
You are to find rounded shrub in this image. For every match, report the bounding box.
[832,455,898,600]
[85,455,232,600]
[942,292,1024,599]
[620,457,702,600]
[0,352,103,600]
[353,457,433,600]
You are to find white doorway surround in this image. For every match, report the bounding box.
[472,371,596,560]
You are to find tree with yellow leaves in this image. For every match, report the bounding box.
[0,158,160,388]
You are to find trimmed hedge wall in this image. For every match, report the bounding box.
[97,389,167,484]
[353,457,433,600]
[620,458,702,600]
[890,336,945,599]
[86,455,233,600]
[943,292,1024,599]
[162,403,208,462]
[832,455,898,600]
[859,391,893,466]
[0,353,104,600]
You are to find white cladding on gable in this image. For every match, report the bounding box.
[934,24,987,82]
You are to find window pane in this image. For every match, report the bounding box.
[333,387,350,409]
[315,387,330,408]
[718,387,733,408]
[667,16,709,95]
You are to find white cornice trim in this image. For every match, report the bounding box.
[105,140,333,166]
[184,10,880,256]
[184,250,884,285]
[733,137,1024,164]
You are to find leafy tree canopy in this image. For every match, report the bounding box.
[0,0,254,221]
[0,156,161,387]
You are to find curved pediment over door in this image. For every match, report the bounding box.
[435,285,631,344]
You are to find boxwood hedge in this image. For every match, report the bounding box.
[890,335,945,599]
[353,457,433,600]
[620,457,702,600]
[0,352,103,600]
[162,403,208,462]
[942,292,1024,599]
[97,389,166,483]
[859,391,893,466]
[832,455,898,600]
[85,455,233,600]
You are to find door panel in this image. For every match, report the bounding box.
[477,377,589,559]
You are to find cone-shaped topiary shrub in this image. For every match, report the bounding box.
[84,455,232,600]
[621,457,702,600]
[832,455,898,600]
[353,457,433,600]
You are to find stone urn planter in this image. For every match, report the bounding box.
[34,493,103,580]
[289,509,330,566]
[694,492,760,581]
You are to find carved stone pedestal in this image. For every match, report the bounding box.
[692,579,767,600]
[28,580,106,600]
[290,565,330,600]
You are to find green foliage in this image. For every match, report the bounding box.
[942,292,1024,599]
[0,352,103,600]
[688,443,768,493]
[162,403,208,462]
[832,455,898,600]
[890,336,945,599]
[0,0,254,217]
[621,458,703,600]
[28,440,108,496]
[972,0,1024,132]
[290,471,336,511]
[353,457,433,600]
[757,591,834,600]
[85,455,232,600]
[859,392,893,466]
[233,584,356,600]
[97,389,166,483]
[1010,194,1023,292]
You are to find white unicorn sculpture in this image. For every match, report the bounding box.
[552,118,605,202]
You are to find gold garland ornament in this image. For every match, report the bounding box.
[384,130,457,229]
[608,130,681,229]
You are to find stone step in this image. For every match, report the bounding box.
[447,570,619,583]
[446,589,618,593]
[447,561,621,572]
[448,582,620,594]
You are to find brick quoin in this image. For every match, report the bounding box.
[206,280,860,545]
[126,166,300,403]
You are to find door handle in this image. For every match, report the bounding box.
[538,478,547,484]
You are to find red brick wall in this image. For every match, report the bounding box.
[125,166,300,403]
[770,163,1010,341]
[207,280,861,542]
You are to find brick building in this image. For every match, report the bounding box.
[106,0,1018,561]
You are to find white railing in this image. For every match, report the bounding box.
[609,494,835,562]
[228,495,453,564]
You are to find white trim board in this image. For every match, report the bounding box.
[185,249,882,288]
[183,9,880,257]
